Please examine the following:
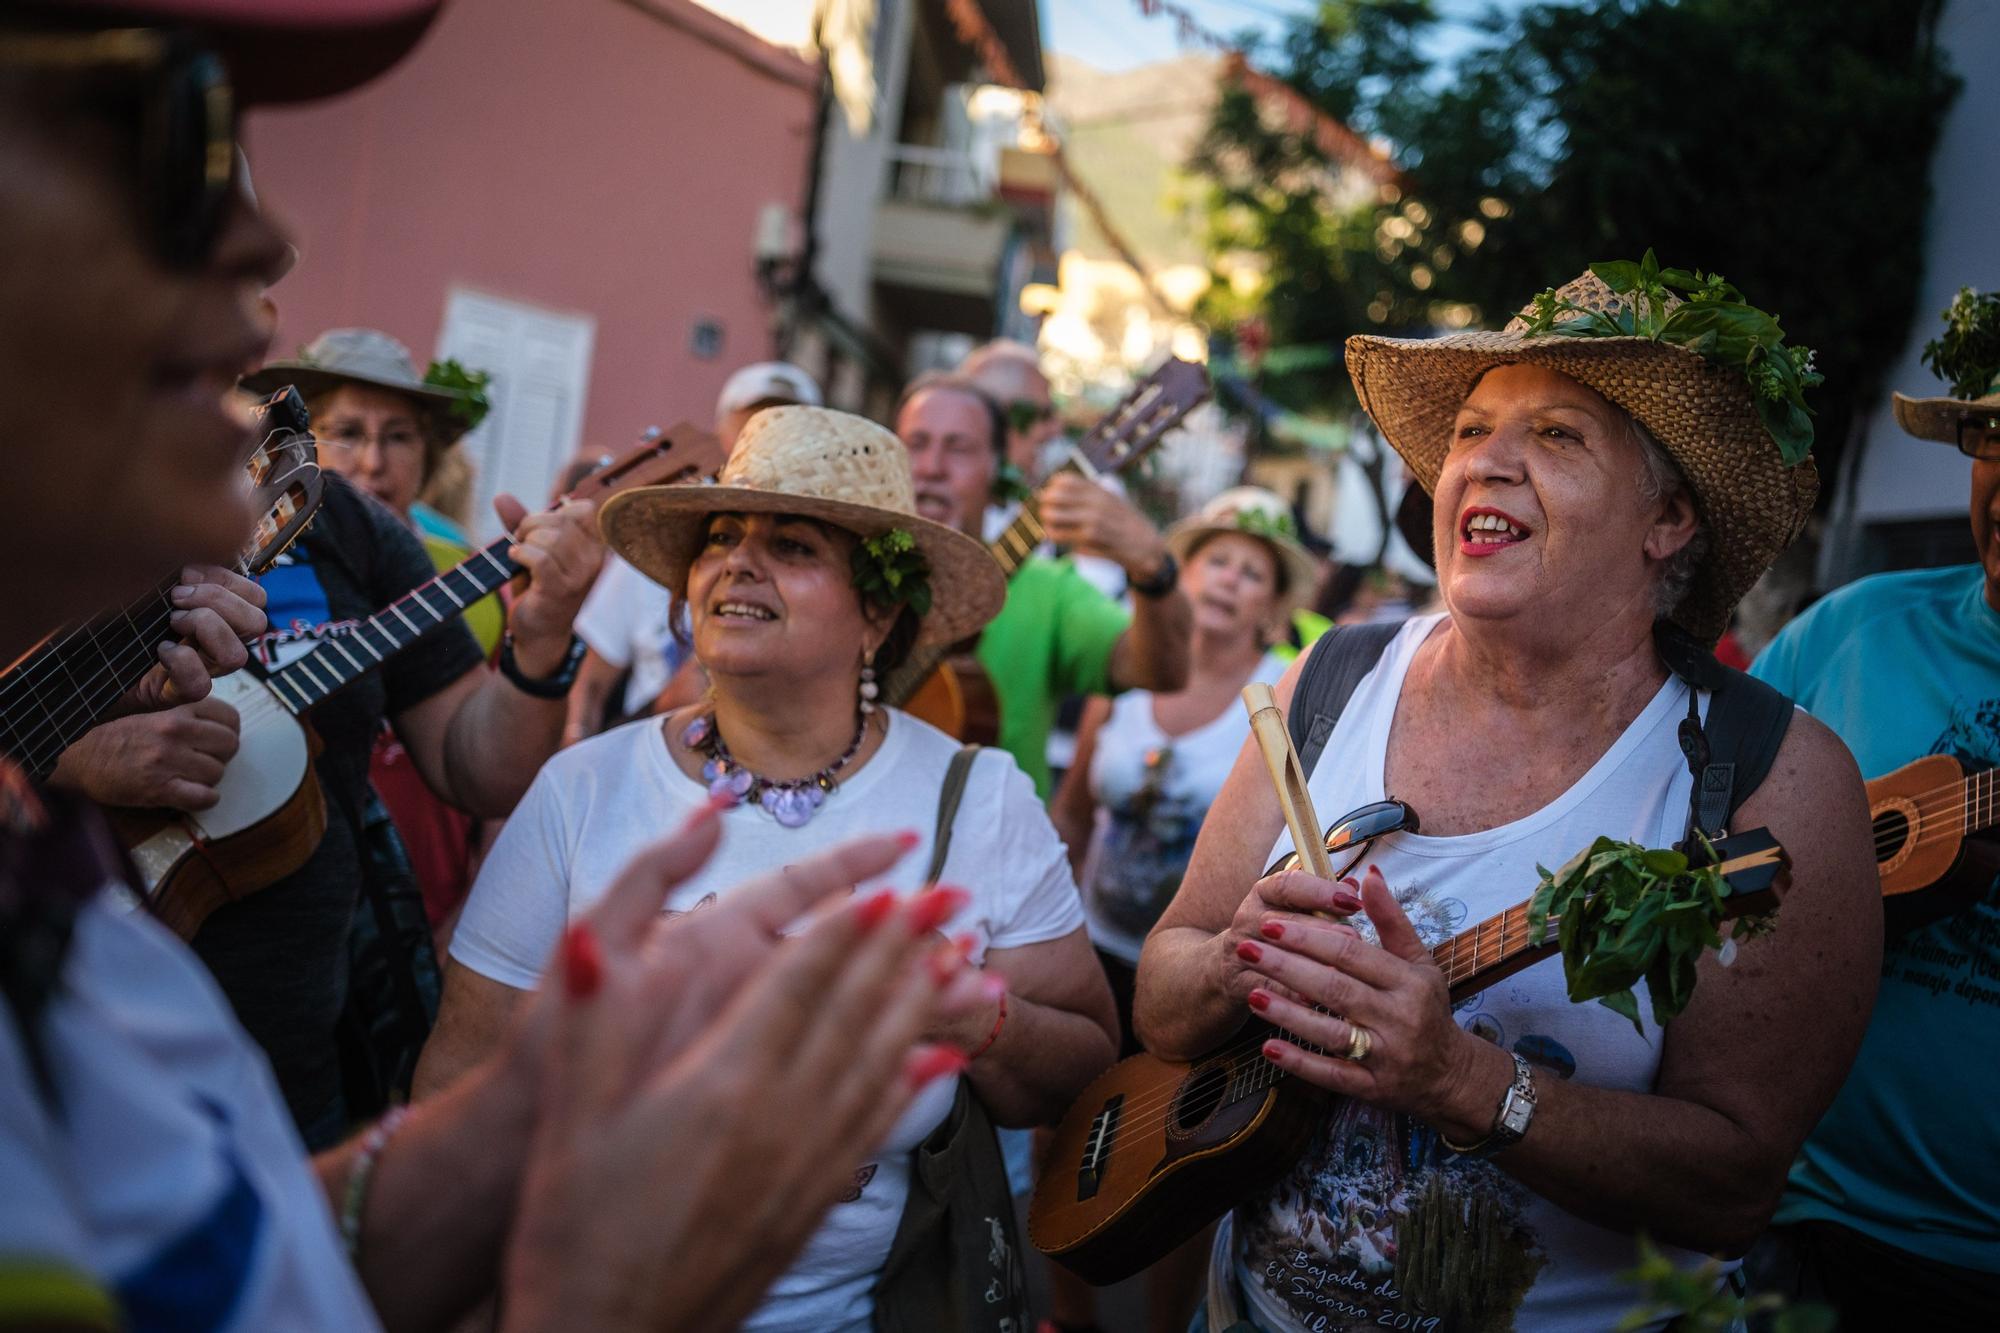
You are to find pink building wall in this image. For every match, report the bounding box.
[244,0,815,450]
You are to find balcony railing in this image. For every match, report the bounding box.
[885,143,993,208]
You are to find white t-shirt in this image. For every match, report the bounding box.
[1234,614,1723,1332]
[0,896,381,1331]
[1079,652,1286,963]
[572,553,685,715]
[450,708,1085,1333]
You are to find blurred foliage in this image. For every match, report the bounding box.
[1616,1236,1834,1333]
[1193,0,1960,488]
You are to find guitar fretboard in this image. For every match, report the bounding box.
[1964,768,1999,834]
[988,499,1047,579]
[263,539,516,715]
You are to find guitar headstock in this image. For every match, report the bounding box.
[1694,826,1790,918]
[241,386,325,574]
[566,422,725,503]
[1071,357,1210,477]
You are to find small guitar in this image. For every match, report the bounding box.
[1869,754,2000,932]
[114,424,723,938]
[1028,829,1791,1285]
[890,357,1212,740]
[0,387,324,782]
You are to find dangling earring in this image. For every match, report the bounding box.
[859,653,879,715]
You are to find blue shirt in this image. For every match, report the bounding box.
[1750,563,2000,1272]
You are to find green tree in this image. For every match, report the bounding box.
[1196,0,1960,485]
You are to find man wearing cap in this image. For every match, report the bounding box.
[895,372,1191,798]
[0,4,988,1330]
[1137,265,1877,1329]
[565,360,822,741]
[1745,287,2000,1323]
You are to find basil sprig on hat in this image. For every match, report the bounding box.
[1233,506,1298,542]
[1920,287,2000,401]
[852,528,933,617]
[1520,250,1823,467]
[1527,834,1778,1037]
[424,358,494,433]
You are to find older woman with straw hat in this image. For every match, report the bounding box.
[1137,261,1880,1331]
[420,406,1117,1332]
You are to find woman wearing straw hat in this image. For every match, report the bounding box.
[1045,485,1313,1332]
[1743,286,2000,1325]
[1136,261,1880,1330]
[422,406,1118,1331]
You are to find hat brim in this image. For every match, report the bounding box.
[1166,522,1319,621]
[1345,330,1817,645]
[1892,390,2000,445]
[240,361,471,446]
[598,484,1007,650]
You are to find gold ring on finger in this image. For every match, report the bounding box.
[1344,1024,1373,1063]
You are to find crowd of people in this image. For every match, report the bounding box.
[1,2,1995,1332]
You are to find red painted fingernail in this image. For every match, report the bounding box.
[701,789,738,815]
[562,923,603,1000]
[1247,987,1272,1013]
[894,830,921,851]
[906,886,970,935]
[1259,920,1286,941]
[1331,892,1363,913]
[1261,1039,1288,1065]
[927,943,966,987]
[906,1044,970,1089]
[1236,940,1264,964]
[855,890,898,931]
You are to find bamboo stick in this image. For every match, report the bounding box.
[1242,682,1334,882]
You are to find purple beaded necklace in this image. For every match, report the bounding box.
[681,710,869,828]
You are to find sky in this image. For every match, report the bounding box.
[1044,0,1527,74]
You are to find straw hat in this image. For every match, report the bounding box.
[1346,271,1819,644]
[1891,289,2000,444]
[1167,487,1319,619]
[599,406,1007,648]
[242,328,475,451]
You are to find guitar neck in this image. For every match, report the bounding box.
[1965,768,2000,835]
[988,496,1046,578]
[1430,901,1563,1005]
[1,578,182,780]
[264,537,517,715]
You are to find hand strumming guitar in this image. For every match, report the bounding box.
[48,695,242,812]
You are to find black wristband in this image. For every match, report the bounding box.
[499,631,585,698]
[1128,552,1178,599]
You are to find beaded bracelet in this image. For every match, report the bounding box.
[340,1105,409,1260]
[968,992,1007,1060]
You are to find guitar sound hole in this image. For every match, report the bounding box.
[1874,809,1910,862]
[1170,1064,1230,1139]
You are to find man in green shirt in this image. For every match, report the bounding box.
[895,376,1190,796]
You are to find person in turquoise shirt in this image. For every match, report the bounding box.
[894,374,1191,797]
[1747,289,2000,1326]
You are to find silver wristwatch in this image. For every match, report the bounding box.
[1442,1052,1538,1159]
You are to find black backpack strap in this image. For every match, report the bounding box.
[1287,621,1404,779]
[1655,622,1794,846]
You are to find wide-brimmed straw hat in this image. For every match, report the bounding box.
[242,328,476,451]
[599,406,1007,648]
[1891,289,2000,445]
[1346,271,1819,644]
[1167,487,1319,620]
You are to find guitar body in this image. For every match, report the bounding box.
[899,655,1000,746]
[1030,1029,1328,1286]
[1869,754,2000,934]
[109,671,324,940]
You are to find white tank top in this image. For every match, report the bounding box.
[1234,613,1722,1333]
[1080,652,1287,963]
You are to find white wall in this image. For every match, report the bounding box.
[1826,1,2000,571]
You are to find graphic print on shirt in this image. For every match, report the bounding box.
[1892,696,2000,1011]
[1089,753,1205,941]
[1240,876,1579,1332]
[251,551,361,670]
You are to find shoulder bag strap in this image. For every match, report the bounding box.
[923,745,982,886]
[1656,622,1795,845]
[1287,621,1404,779]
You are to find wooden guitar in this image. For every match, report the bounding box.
[0,387,324,782]
[114,425,723,938]
[891,357,1212,741]
[1869,754,2000,933]
[1029,829,1791,1285]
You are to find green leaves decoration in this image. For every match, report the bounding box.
[1616,1236,1833,1333]
[990,461,1034,506]
[1519,250,1823,467]
[423,359,495,433]
[851,528,933,617]
[1919,287,2000,401]
[1233,507,1299,543]
[1526,833,1771,1037]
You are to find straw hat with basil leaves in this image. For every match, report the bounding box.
[1166,486,1319,622]
[1891,288,2000,447]
[599,405,1006,648]
[242,328,489,467]
[1345,254,1821,645]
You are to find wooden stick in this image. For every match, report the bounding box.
[1242,682,1335,881]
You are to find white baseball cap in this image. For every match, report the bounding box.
[716,362,822,418]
